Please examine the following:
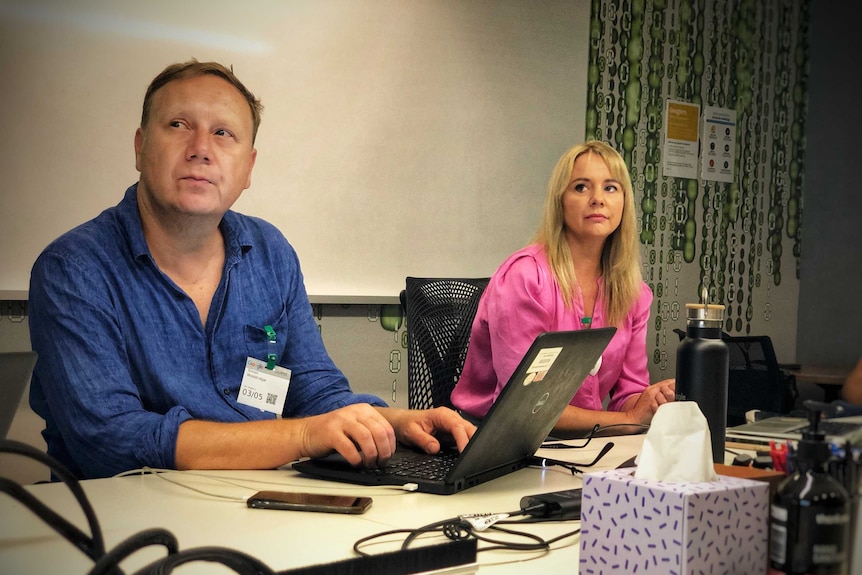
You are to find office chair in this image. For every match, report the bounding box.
[402,277,490,410]
[672,330,796,426]
[723,335,797,425]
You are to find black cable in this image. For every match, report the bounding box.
[0,439,280,575]
[541,423,649,449]
[0,476,98,556]
[0,439,106,561]
[87,528,179,575]
[528,441,615,473]
[3,438,577,572]
[132,547,277,575]
[354,502,582,560]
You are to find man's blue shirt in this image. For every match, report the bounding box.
[29,184,385,479]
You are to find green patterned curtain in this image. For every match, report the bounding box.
[585,0,809,370]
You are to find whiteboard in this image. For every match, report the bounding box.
[0,0,589,300]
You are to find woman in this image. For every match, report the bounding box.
[451,140,674,435]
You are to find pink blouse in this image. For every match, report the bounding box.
[450,244,653,419]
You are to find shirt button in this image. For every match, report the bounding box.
[223,389,231,395]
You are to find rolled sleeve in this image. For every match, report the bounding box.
[30,247,191,478]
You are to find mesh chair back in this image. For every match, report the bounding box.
[724,335,795,425]
[403,277,490,410]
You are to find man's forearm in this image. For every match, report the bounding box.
[175,419,304,471]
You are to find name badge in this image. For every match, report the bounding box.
[238,357,291,414]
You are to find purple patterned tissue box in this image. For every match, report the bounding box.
[579,468,769,575]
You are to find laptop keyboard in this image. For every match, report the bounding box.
[805,420,862,437]
[366,449,460,481]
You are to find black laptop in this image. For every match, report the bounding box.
[293,328,616,495]
[0,351,38,440]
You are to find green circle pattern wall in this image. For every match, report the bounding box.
[585,0,809,374]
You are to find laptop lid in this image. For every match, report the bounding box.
[726,415,862,445]
[0,352,38,440]
[293,328,616,494]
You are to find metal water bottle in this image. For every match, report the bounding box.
[675,292,729,463]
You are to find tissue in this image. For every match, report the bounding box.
[635,401,718,482]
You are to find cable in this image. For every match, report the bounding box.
[2,440,573,572]
[0,440,106,561]
[86,528,178,575]
[132,547,277,575]
[541,423,649,449]
[353,502,581,560]
[114,467,417,499]
[0,439,283,574]
[528,441,615,473]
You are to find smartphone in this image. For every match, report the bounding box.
[246,490,372,514]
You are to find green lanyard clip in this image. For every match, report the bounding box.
[264,325,277,370]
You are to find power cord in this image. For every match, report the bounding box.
[353,499,581,558]
[528,441,615,474]
[540,423,650,449]
[114,467,419,499]
[0,439,279,575]
[0,440,106,562]
[2,441,575,572]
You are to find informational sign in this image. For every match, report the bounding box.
[663,100,700,179]
[701,106,737,183]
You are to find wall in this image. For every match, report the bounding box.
[796,0,862,364]
[0,0,589,300]
[585,0,808,382]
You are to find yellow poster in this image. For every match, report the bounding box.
[663,100,700,179]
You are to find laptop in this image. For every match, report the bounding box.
[726,414,862,446]
[293,328,616,495]
[0,351,38,440]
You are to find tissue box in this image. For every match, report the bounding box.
[579,468,770,575]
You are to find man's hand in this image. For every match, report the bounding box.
[624,378,675,425]
[297,403,397,468]
[295,405,475,469]
[381,406,476,455]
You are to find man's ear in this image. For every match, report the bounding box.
[244,147,257,190]
[134,128,144,173]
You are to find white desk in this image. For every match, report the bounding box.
[0,435,645,574]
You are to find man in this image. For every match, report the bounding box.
[29,60,474,480]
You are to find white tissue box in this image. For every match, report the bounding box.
[578,468,770,575]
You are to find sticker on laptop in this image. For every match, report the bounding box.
[523,347,563,386]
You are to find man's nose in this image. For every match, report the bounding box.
[186,131,211,161]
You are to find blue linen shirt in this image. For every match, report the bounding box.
[29,184,385,479]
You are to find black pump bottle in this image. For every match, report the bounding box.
[769,403,850,574]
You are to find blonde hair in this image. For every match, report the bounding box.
[533,140,642,326]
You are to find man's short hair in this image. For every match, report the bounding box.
[141,59,263,143]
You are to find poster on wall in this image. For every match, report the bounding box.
[701,106,737,183]
[662,100,700,179]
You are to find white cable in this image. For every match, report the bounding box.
[113,467,418,499]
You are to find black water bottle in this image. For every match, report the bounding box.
[675,297,729,463]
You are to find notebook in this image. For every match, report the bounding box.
[0,351,38,440]
[726,414,862,446]
[293,327,617,495]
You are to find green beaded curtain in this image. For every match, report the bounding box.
[586,0,809,374]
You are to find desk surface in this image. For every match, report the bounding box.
[0,435,648,574]
[786,364,852,386]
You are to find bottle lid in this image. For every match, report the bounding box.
[685,303,725,322]
[796,400,830,470]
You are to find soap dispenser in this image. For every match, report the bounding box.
[769,402,850,574]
